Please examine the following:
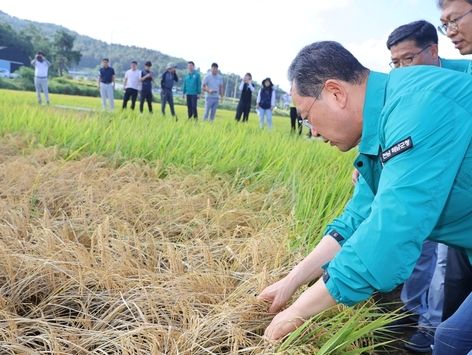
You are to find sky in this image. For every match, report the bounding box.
[1,0,469,91]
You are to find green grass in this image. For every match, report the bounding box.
[0,89,356,248]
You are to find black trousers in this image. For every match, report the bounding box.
[442,247,472,321]
[123,88,138,110]
[290,107,303,135]
[161,89,175,116]
[140,89,153,113]
[235,100,251,122]
[186,95,198,119]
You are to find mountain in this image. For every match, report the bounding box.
[0,10,186,76]
[0,10,287,98]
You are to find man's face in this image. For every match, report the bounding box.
[390,40,439,67]
[211,66,218,75]
[102,60,109,68]
[131,63,137,70]
[440,0,472,54]
[291,82,361,152]
[188,63,194,72]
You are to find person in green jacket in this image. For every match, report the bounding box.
[348,19,471,353]
[258,42,472,354]
[183,61,202,120]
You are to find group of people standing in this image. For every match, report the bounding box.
[30,52,281,130]
[235,74,277,129]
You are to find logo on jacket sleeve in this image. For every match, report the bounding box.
[380,137,413,164]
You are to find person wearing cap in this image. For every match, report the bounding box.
[122,61,141,110]
[98,58,115,111]
[257,41,472,355]
[140,61,154,113]
[31,51,51,105]
[183,61,202,120]
[160,63,178,118]
[256,78,276,129]
[202,63,224,122]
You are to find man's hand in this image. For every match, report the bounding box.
[258,276,299,313]
[352,169,360,185]
[264,307,305,341]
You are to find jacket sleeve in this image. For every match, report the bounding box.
[324,93,472,306]
[256,90,261,105]
[182,75,187,94]
[324,174,373,244]
[174,72,178,82]
[197,75,202,94]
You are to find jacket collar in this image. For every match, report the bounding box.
[359,71,388,156]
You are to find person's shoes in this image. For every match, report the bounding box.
[386,310,419,330]
[404,329,434,353]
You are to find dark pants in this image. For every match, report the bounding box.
[140,89,153,113]
[161,88,175,116]
[434,292,472,355]
[186,95,198,119]
[123,88,138,110]
[235,100,251,122]
[290,107,303,135]
[442,247,472,321]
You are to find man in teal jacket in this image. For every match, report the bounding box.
[259,42,472,354]
[348,19,470,352]
[183,61,202,120]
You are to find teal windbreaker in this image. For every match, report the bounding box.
[323,65,472,306]
[183,71,202,95]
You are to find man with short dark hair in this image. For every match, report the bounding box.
[183,61,201,120]
[161,63,178,118]
[122,61,141,110]
[98,58,115,111]
[202,63,224,122]
[258,42,472,355]
[31,51,51,105]
[140,61,154,113]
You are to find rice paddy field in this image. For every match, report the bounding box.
[0,89,400,354]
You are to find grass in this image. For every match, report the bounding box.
[1,89,356,248]
[0,90,401,353]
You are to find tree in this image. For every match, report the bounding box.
[52,30,81,76]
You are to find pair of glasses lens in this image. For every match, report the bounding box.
[438,8,472,35]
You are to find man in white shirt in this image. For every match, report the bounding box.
[30,51,51,105]
[122,61,141,110]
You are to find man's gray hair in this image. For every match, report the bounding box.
[288,41,369,98]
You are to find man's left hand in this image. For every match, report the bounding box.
[264,307,305,341]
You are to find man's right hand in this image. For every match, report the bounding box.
[257,275,299,313]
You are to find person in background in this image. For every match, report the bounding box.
[434,0,472,353]
[289,97,303,135]
[202,63,224,122]
[235,73,255,122]
[31,51,51,105]
[256,78,276,129]
[161,63,178,118]
[122,61,141,110]
[98,58,115,111]
[183,61,201,120]
[140,61,154,113]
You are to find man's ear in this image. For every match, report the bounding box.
[324,79,348,108]
[430,44,439,59]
